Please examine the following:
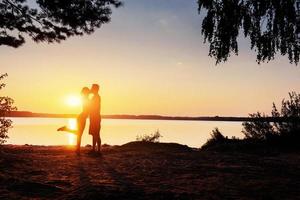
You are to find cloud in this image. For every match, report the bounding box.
[157,15,178,32]
[158,19,169,27]
[158,18,169,28]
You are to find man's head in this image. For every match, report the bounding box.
[91,84,100,94]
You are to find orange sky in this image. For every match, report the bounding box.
[1,0,300,117]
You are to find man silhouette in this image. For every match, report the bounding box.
[89,84,101,153]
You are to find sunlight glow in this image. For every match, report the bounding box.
[68,119,77,130]
[66,95,81,107]
[67,119,77,145]
[67,133,76,145]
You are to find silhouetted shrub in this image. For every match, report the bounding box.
[243,92,300,139]
[272,92,300,138]
[201,93,300,152]
[242,112,276,140]
[136,130,162,143]
[0,74,17,145]
[202,128,228,150]
[201,128,278,153]
[242,92,300,149]
[210,128,226,141]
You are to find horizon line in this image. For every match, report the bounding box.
[6,110,252,122]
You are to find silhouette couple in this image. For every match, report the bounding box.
[58,84,101,154]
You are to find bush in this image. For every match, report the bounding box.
[273,92,300,137]
[201,128,227,149]
[242,112,276,140]
[210,128,226,141]
[242,92,300,148]
[201,92,300,152]
[136,130,162,143]
[0,74,16,145]
[201,128,276,153]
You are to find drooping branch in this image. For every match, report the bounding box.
[198,0,300,65]
[0,0,122,47]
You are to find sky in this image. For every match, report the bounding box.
[1,0,300,117]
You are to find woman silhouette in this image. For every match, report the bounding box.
[57,87,90,154]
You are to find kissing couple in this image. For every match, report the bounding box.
[58,84,101,155]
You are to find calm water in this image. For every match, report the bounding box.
[7,118,244,148]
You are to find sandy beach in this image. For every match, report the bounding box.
[0,142,300,200]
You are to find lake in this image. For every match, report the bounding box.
[7,118,244,148]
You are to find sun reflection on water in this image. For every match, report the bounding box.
[67,119,77,145]
[67,133,76,145]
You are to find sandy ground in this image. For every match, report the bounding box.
[0,142,300,200]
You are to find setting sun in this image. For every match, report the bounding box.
[66,95,81,107]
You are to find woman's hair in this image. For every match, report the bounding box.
[81,87,90,96]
